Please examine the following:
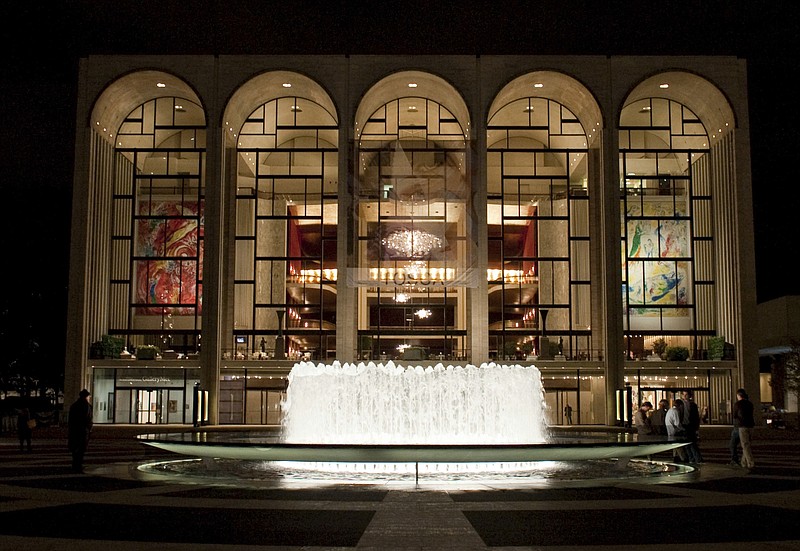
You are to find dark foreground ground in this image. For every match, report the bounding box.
[1,424,799,550]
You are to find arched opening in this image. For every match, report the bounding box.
[355,72,471,361]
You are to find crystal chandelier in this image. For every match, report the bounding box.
[382,229,442,258]
[415,308,432,319]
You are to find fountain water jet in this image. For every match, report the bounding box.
[281,361,548,445]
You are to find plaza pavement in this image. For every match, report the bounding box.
[1,424,799,550]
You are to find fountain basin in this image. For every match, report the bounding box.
[138,431,689,462]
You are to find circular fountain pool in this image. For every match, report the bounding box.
[134,455,694,487]
[131,362,694,487]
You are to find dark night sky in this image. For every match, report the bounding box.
[2,1,798,367]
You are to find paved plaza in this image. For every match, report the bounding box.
[1,425,799,550]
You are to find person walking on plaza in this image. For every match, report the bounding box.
[730,388,756,468]
[17,407,34,451]
[68,389,94,473]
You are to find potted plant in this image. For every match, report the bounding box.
[650,338,668,360]
[100,334,124,359]
[520,341,534,359]
[503,340,519,361]
[707,336,726,360]
[665,345,690,361]
[136,344,160,360]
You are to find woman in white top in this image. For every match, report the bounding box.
[665,399,685,437]
[665,399,688,462]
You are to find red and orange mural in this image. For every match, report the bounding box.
[135,200,203,315]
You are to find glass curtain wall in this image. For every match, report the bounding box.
[233,97,339,361]
[110,97,206,354]
[619,98,713,358]
[486,97,591,361]
[357,98,469,361]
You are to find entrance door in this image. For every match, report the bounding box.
[135,389,165,424]
[245,389,286,424]
[545,389,579,425]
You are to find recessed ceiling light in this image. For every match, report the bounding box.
[282,83,292,88]
[408,82,418,88]
[533,83,544,88]
[659,83,669,89]
[407,106,418,112]
[524,106,534,112]
[156,82,166,88]
[291,105,302,112]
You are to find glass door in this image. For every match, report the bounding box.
[135,389,164,424]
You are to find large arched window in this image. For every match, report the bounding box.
[110,96,206,353]
[487,97,591,361]
[619,97,712,356]
[232,95,339,360]
[356,97,469,360]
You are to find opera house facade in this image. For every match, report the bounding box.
[65,55,757,427]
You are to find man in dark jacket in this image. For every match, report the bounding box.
[68,389,94,473]
[730,388,756,468]
[683,390,703,464]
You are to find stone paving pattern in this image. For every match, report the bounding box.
[1,425,799,550]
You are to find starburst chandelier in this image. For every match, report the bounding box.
[415,308,432,319]
[382,229,442,258]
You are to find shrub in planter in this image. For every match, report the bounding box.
[651,338,668,359]
[101,334,124,358]
[665,345,689,361]
[707,336,726,360]
[136,344,160,360]
[503,340,520,360]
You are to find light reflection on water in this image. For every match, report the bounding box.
[138,457,691,485]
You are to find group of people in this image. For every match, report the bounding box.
[634,391,703,464]
[634,388,756,468]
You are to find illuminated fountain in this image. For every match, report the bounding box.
[281,361,548,445]
[137,361,692,485]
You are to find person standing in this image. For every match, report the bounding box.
[68,389,94,473]
[17,407,34,451]
[683,390,703,464]
[564,404,573,424]
[650,399,669,436]
[634,401,655,437]
[665,399,688,462]
[730,388,756,468]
